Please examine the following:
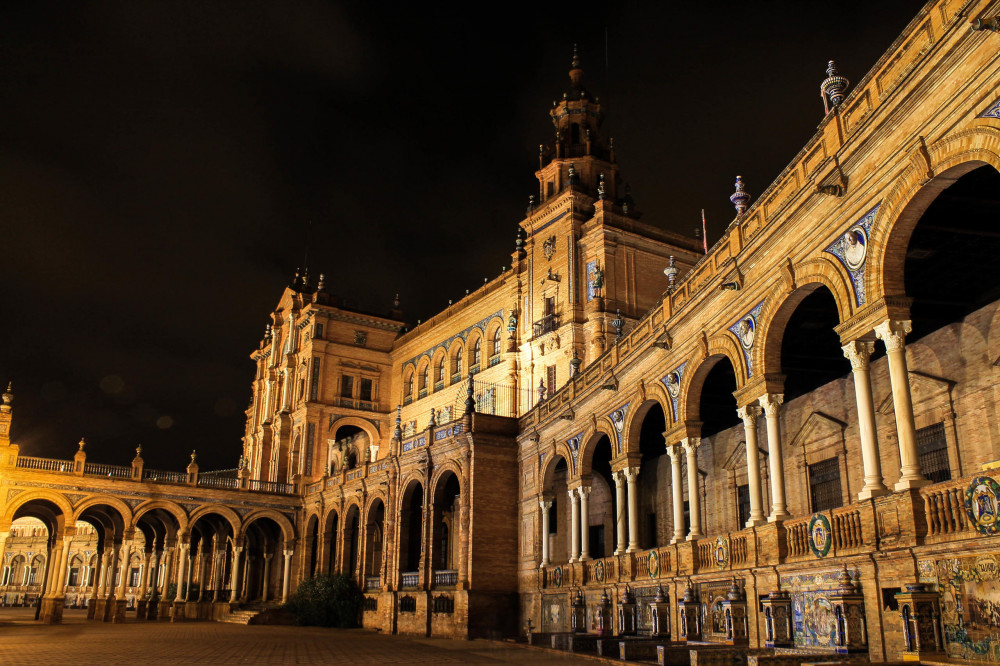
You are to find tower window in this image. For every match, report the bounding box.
[571,123,580,144]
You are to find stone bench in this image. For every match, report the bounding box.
[686,646,775,666]
[748,652,869,666]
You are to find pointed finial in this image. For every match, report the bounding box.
[190,450,197,463]
[537,377,547,402]
[78,437,86,451]
[730,175,751,216]
[316,273,325,292]
[664,256,678,290]
[135,445,143,457]
[526,194,536,215]
[571,43,580,70]
[821,60,849,111]
[393,292,401,309]
[597,174,606,200]
[292,267,301,288]
[0,382,12,412]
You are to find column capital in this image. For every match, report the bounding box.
[577,485,592,498]
[538,499,553,511]
[736,405,762,426]
[283,549,294,558]
[666,443,684,461]
[842,340,875,369]
[874,319,912,351]
[681,437,701,453]
[758,393,784,415]
[623,466,640,482]
[611,469,625,483]
[567,487,578,499]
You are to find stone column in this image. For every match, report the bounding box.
[874,319,929,490]
[160,548,173,597]
[139,552,151,600]
[843,340,890,499]
[538,500,552,567]
[281,549,293,604]
[116,542,132,598]
[668,445,686,544]
[173,545,188,602]
[230,546,243,602]
[568,489,580,563]
[624,467,640,552]
[184,548,194,601]
[262,553,272,603]
[612,471,627,555]
[578,486,591,561]
[196,546,208,601]
[737,405,766,527]
[105,546,120,598]
[759,394,791,522]
[683,439,704,539]
[213,549,225,601]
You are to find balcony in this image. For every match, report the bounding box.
[433,570,458,587]
[364,576,381,591]
[451,372,461,385]
[532,313,559,337]
[434,380,444,392]
[334,397,379,412]
[487,354,502,368]
[400,571,419,589]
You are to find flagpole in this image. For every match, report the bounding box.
[701,209,708,254]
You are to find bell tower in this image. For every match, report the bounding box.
[535,46,621,206]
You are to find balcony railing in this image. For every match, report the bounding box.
[247,479,295,494]
[364,576,381,591]
[403,395,413,406]
[15,456,72,472]
[335,397,378,412]
[434,380,444,392]
[433,570,458,587]
[197,476,238,490]
[142,468,187,484]
[84,462,132,479]
[418,388,428,399]
[488,353,502,368]
[400,572,419,589]
[532,313,559,337]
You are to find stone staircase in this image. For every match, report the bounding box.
[221,604,268,625]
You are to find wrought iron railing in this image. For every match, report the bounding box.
[532,313,559,337]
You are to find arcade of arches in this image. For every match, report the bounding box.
[1,1,1000,660]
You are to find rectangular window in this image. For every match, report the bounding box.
[129,567,140,588]
[737,483,751,529]
[546,365,556,394]
[809,457,843,513]
[305,423,315,476]
[544,296,555,316]
[340,375,354,399]
[310,358,320,401]
[68,568,79,587]
[916,422,951,484]
[359,377,374,402]
[315,323,324,339]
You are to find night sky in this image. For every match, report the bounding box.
[0,2,922,472]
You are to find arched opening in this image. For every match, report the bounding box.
[132,507,180,617]
[329,424,367,473]
[187,513,233,603]
[398,482,424,575]
[75,502,129,620]
[894,164,1000,478]
[584,436,615,559]
[323,510,339,575]
[343,505,361,580]
[305,515,319,578]
[364,500,385,585]
[431,472,461,579]
[242,516,283,603]
[636,402,668,549]
[542,456,569,564]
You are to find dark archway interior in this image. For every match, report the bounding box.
[637,403,666,549]
[905,165,1000,342]
[779,288,848,402]
[638,404,666,458]
[699,359,740,438]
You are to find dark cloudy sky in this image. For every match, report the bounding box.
[0,2,922,471]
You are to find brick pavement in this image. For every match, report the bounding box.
[0,609,588,665]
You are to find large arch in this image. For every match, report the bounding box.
[188,504,241,540]
[130,500,188,535]
[577,425,617,479]
[71,495,133,528]
[869,129,1000,302]
[238,509,294,545]
[623,391,671,457]
[328,416,379,456]
[1,491,74,526]
[757,281,849,380]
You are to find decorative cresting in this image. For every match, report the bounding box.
[808,513,833,558]
[678,584,702,642]
[566,432,583,474]
[829,566,868,653]
[761,589,793,648]
[823,203,878,306]
[964,475,1000,535]
[895,583,945,660]
[720,577,749,645]
[605,401,630,454]
[649,585,671,639]
[617,584,638,636]
[728,301,764,377]
[979,97,1000,119]
[660,362,686,421]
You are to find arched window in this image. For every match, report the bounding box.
[472,339,481,366]
[491,328,502,356]
[403,373,413,401]
[452,349,463,376]
[419,365,429,389]
[436,357,445,382]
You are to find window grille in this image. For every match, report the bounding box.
[916,422,951,483]
[340,375,354,399]
[737,483,750,528]
[809,457,843,513]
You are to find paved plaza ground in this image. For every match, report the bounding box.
[0,608,588,665]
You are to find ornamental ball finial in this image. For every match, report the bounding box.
[730,175,751,216]
[821,60,850,110]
